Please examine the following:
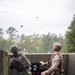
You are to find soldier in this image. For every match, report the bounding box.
[40,43,64,75]
[9,45,32,75]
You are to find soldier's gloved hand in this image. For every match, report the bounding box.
[40,61,45,66]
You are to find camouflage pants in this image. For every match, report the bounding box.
[25,71,32,75]
[50,71,60,75]
[18,71,32,75]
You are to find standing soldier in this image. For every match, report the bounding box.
[40,43,64,75]
[9,45,32,75]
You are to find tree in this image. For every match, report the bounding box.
[20,34,25,41]
[0,37,9,50]
[14,34,20,43]
[66,15,75,52]
[6,27,18,45]
[41,32,53,53]
[0,28,4,37]
[30,33,42,53]
[22,36,31,52]
[58,34,66,52]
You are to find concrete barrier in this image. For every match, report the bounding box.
[68,53,75,75]
[0,50,75,75]
[0,50,8,75]
[8,53,68,75]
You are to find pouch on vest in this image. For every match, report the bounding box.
[15,54,31,70]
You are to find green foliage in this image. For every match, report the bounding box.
[41,33,53,52]
[30,34,42,53]
[6,27,18,37]
[0,28,4,36]
[66,15,75,52]
[41,33,65,53]
[0,27,66,53]
[0,37,9,50]
[20,34,25,41]
[6,27,18,46]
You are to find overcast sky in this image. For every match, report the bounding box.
[0,0,75,37]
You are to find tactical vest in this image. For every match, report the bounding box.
[48,54,64,74]
[14,54,31,71]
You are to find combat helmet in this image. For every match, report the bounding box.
[53,43,61,51]
[10,45,19,53]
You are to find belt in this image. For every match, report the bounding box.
[18,67,31,75]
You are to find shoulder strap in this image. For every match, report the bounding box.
[48,54,55,68]
[50,54,55,61]
[59,54,63,70]
[57,54,64,74]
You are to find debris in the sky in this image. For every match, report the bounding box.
[20,25,23,27]
[36,16,39,19]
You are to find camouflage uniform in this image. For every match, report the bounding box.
[9,45,32,75]
[9,54,32,75]
[41,54,63,75]
[41,43,64,75]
